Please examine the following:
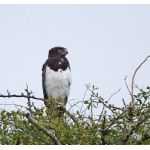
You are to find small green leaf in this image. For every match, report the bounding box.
[84,101,89,104]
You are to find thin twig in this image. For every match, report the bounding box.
[99,89,121,122]
[25,84,33,115]
[108,88,121,102]
[98,105,105,122]
[0,103,31,112]
[124,76,132,96]
[86,88,115,114]
[26,113,61,145]
[68,100,82,111]
[131,55,150,107]
[122,99,126,107]
[80,86,88,114]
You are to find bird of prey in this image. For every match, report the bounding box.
[42,46,72,117]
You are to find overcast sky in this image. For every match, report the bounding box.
[0,5,150,113]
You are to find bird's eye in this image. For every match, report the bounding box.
[58,49,62,53]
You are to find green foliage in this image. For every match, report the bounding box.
[0,85,150,145]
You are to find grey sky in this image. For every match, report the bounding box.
[0,5,150,112]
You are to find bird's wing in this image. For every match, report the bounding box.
[42,61,48,99]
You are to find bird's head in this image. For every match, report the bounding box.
[48,46,68,57]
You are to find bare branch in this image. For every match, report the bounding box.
[131,55,150,107]
[0,93,45,102]
[122,99,126,107]
[26,113,61,145]
[68,100,82,111]
[124,76,132,96]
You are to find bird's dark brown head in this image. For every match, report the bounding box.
[48,46,68,57]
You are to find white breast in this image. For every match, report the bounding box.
[45,66,72,100]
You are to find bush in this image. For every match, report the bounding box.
[0,55,150,145]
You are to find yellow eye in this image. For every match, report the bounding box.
[58,49,62,53]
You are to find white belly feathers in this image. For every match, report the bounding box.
[45,66,72,100]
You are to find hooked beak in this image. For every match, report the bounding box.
[62,49,68,56]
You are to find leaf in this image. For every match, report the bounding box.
[87,104,91,110]
[137,99,142,105]
[84,101,89,104]
[146,86,150,90]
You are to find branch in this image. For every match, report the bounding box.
[64,108,77,123]
[0,93,45,102]
[122,99,126,107]
[98,105,105,122]
[124,76,132,97]
[80,86,88,113]
[105,114,123,132]
[101,114,107,145]
[25,84,33,115]
[131,55,150,107]
[0,103,32,112]
[26,113,61,145]
[108,88,121,102]
[68,100,82,111]
[11,122,51,145]
[86,88,115,114]
[98,88,121,122]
